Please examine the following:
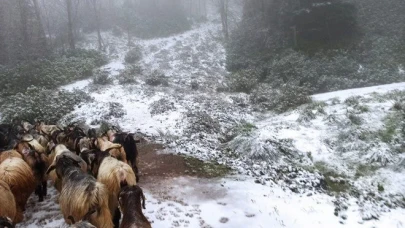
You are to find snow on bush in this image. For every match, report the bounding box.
[149,98,176,115]
[124,46,143,64]
[0,86,92,123]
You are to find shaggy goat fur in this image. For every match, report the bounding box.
[0,150,22,164]
[89,151,136,227]
[68,209,97,228]
[47,154,113,228]
[0,157,36,223]
[0,180,16,226]
[48,144,87,192]
[118,185,151,228]
[96,138,127,163]
[14,139,49,202]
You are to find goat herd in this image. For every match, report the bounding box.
[0,121,151,228]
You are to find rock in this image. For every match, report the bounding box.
[341,215,347,220]
[307,193,313,197]
[259,171,265,176]
[254,179,261,184]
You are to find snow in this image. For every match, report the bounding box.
[17,3,405,227]
[312,82,405,101]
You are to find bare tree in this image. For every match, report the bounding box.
[32,0,47,48]
[66,0,75,49]
[219,0,229,40]
[91,0,103,50]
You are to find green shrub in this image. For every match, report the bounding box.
[118,65,142,85]
[227,68,261,93]
[251,83,312,113]
[124,46,142,64]
[92,69,112,85]
[0,49,107,98]
[145,70,169,86]
[0,86,92,123]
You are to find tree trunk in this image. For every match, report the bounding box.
[32,0,48,51]
[92,0,103,50]
[220,0,229,40]
[18,0,30,50]
[66,0,75,50]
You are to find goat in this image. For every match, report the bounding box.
[35,121,63,136]
[0,180,16,227]
[0,157,36,223]
[46,154,113,228]
[47,144,87,192]
[96,138,127,163]
[118,185,151,228]
[14,137,49,202]
[0,150,22,164]
[83,150,136,228]
[106,129,140,182]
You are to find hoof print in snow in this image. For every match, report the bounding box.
[219,217,229,223]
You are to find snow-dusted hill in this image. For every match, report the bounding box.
[18,9,405,228]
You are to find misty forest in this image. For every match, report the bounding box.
[0,0,405,227]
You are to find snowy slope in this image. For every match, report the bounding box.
[19,5,405,228]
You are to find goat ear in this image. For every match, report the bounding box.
[46,164,56,174]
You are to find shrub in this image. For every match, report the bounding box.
[149,98,176,115]
[124,46,142,64]
[92,69,112,85]
[227,68,261,93]
[145,70,169,86]
[0,49,107,98]
[118,65,142,85]
[102,102,126,120]
[0,86,92,123]
[251,83,312,113]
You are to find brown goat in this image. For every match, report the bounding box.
[0,150,22,164]
[47,144,87,192]
[0,180,16,226]
[0,157,36,223]
[84,150,136,227]
[46,154,113,228]
[14,137,49,202]
[96,138,127,163]
[118,185,151,228]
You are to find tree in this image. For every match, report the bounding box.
[66,0,75,50]
[91,0,103,50]
[32,0,47,48]
[219,0,229,40]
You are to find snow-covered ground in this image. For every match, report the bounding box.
[19,4,405,228]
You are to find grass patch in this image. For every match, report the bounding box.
[314,161,351,193]
[378,112,402,143]
[348,113,362,125]
[354,164,379,178]
[183,155,231,178]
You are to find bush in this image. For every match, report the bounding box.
[118,65,142,85]
[92,69,112,85]
[124,46,142,64]
[102,102,126,120]
[0,86,92,123]
[0,49,107,98]
[227,68,261,93]
[149,98,176,115]
[145,70,169,86]
[251,83,312,113]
